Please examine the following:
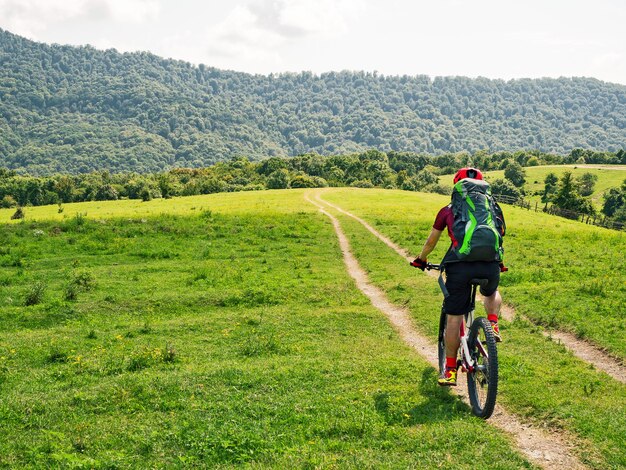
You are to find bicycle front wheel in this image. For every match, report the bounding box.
[437,309,447,377]
[467,317,498,419]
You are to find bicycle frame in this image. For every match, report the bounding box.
[457,284,488,373]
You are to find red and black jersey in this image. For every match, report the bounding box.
[433,204,459,248]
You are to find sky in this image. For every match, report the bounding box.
[1,0,625,85]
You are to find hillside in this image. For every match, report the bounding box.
[0,189,624,467]
[1,28,626,175]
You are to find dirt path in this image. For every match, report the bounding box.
[305,193,586,470]
[316,191,626,385]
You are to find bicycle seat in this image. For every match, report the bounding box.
[470,278,489,288]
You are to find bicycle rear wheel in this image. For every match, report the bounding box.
[467,317,498,419]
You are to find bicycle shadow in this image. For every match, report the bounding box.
[373,366,472,426]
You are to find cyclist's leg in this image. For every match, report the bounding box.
[445,314,462,358]
[442,262,473,356]
[479,262,502,340]
[440,263,473,385]
[483,290,501,316]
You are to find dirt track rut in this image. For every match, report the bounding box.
[306,192,586,470]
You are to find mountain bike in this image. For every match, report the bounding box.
[427,263,499,419]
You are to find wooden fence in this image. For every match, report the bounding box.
[493,194,625,232]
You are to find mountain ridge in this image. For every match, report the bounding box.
[1,28,625,175]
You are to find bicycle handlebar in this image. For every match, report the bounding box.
[425,262,508,273]
[426,263,442,271]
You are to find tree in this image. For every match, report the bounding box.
[290,175,320,188]
[552,171,595,215]
[489,178,521,201]
[53,176,77,203]
[267,169,290,189]
[577,172,598,197]
[95,184,119,201]
[503,161,526,187]
[413,169,439,191]
[541,172,558,203]
[601,179,626,217]
[257,157,287,176]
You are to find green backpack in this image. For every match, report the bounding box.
[449,179,505,262]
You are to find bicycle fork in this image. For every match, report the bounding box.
[458,313,489,373]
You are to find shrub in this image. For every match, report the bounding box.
[350,179,374,188]
[63,271,96,301]
[45,346,69,364]
[1,195,16,208]
[24,281,47,306]
[11,207,24,219]
[290,175,322,188]
[490,178,522,200]
[267,169,290,189]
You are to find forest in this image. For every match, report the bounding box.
[1,28,625,176]
[2,149,625,224]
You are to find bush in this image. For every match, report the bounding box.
[64,271,96,301]
[11,207,24,219]
[267,169,290,189]
[490,178,522,200]
[429,184,453,195]
[290,175,321,188]
[24,281,47,306]
[1,195,16,208]
[349,179,374,188]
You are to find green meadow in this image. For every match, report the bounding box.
[439,164,626,208]
[0,190,536,468]
[1,188,624,468]
[322,188,625,469]
[322,188,626,361]
[490,164,626,206]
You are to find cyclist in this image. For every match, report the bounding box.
[411,168,505,386]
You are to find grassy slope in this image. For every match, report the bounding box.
[489,165,626,207]
[323,188,626,360]
[440,164,626,208]
[0,190,531,468]
[322,188,626,469]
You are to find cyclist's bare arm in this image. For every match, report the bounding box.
[418,228,443,260]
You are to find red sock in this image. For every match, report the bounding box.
[487,314,498,323]
[446,357,457,369]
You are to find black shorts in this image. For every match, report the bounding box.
[442,261,500,316]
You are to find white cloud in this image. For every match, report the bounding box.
[250,0,357,37]
[592,52,623,68]
[202,0,363,71]
[102,0,160,23]
[203,5,284,70]
[0,0,160,38]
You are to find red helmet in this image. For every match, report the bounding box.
[453,167,483,184]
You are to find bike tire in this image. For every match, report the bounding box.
[467,317,498,419]
[437,309,447,377]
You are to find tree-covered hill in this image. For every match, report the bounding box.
[1,28,625,175]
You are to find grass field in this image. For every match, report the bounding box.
[323,189,626,361]
[439,164,626,208]
[0,190,535,468]
[322,188,626,469]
